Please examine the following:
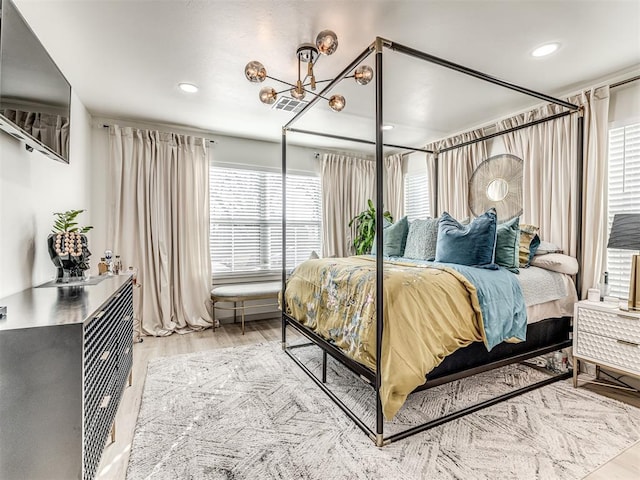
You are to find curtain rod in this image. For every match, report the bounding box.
[610,75,640,89]
[436,109,577,154]
[314,150,413,159]
[101,124,216,143]
[428,75,639,154]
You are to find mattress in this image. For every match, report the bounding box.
[518,266,578,323]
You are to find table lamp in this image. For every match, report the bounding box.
[607,213,640,310]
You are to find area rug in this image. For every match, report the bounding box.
[127,343,640,480]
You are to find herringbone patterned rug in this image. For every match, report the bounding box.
[127,342,640,479]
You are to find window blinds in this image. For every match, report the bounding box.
[404,173,431,221]
[210,166,321,276]
[607,123,640,297]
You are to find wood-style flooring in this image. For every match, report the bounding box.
[96,318,640,480]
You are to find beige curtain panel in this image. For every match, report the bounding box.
[383,153,404,222]
[426,129,488,219]
[320,153,404,258]
[108,125,212,336]
[498,86,609,299]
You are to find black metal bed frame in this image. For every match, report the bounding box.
[280,37,583,447]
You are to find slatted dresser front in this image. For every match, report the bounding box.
[0,275,133,480]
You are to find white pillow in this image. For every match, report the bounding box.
[535,240,563,255]
[530,253,578,275]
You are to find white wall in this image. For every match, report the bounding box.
[0,92,93,297]
[609,81,640,125]
[212,134,318,174]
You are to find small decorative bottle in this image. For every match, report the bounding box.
[599,271,610,301]
[104,250,113,274]
[114,255,122,275]
[98,257,108,275]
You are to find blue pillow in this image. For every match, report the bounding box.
[371,216,409,257]
[435,209,498,269]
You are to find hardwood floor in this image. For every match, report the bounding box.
[96,318,640,480]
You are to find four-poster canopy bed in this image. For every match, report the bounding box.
[280,37,584,447]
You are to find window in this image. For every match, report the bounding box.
[404,172,430,220]
[607,122,640,297]
[210,166,321,276]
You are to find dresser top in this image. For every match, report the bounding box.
[0,275,130,331]
[576,299,640,316]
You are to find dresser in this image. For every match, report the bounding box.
[0,275,133,480]
[572,300,640,388]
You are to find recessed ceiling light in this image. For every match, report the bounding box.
[382,125,394,130]
[178,82,199,93]
[531,43,560,57]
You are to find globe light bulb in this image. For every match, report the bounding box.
[328,94,345,112]
[315,30,338,56]
[290,88,306,100]
[245,61,267,82]
[354,65,374,85]
[259,87,277,105]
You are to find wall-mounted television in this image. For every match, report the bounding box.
[0,0,71,163]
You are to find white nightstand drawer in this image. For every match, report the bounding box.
[576,306,640,344]
[575,330,640,376]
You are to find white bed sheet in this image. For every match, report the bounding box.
[521,268,578,324]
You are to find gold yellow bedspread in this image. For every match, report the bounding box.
[283,256,486,419]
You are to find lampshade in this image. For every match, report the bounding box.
[607,214,640,250]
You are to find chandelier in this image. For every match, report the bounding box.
[244,30,373,112]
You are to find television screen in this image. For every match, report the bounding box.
[0,0,71,163]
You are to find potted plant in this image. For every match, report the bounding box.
[348,199,393,255]
[47,209,94,282]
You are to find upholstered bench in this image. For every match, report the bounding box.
[211,281,281,335]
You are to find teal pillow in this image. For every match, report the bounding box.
[495,216,520,271]
[434,209,498,269]
[371,216,409,257]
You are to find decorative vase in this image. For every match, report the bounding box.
[47,232,92,282]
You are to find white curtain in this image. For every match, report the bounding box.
[383,153,404,221]
[498,87,609,298]
[320,153,403,257]
[108,125,212,336]
[426,129,488,218]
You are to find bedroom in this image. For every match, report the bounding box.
[0,0,639,478]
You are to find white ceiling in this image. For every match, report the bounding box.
[13,0,640,150]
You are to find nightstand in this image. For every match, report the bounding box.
[572,300,640,392]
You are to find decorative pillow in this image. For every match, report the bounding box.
[519,224,540,268]
[495,216,520,271]
[371,216,409,257]
[403,218,439,260]
[530,253,579,275]
[435,208,498,269]
[535,240,563,256]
